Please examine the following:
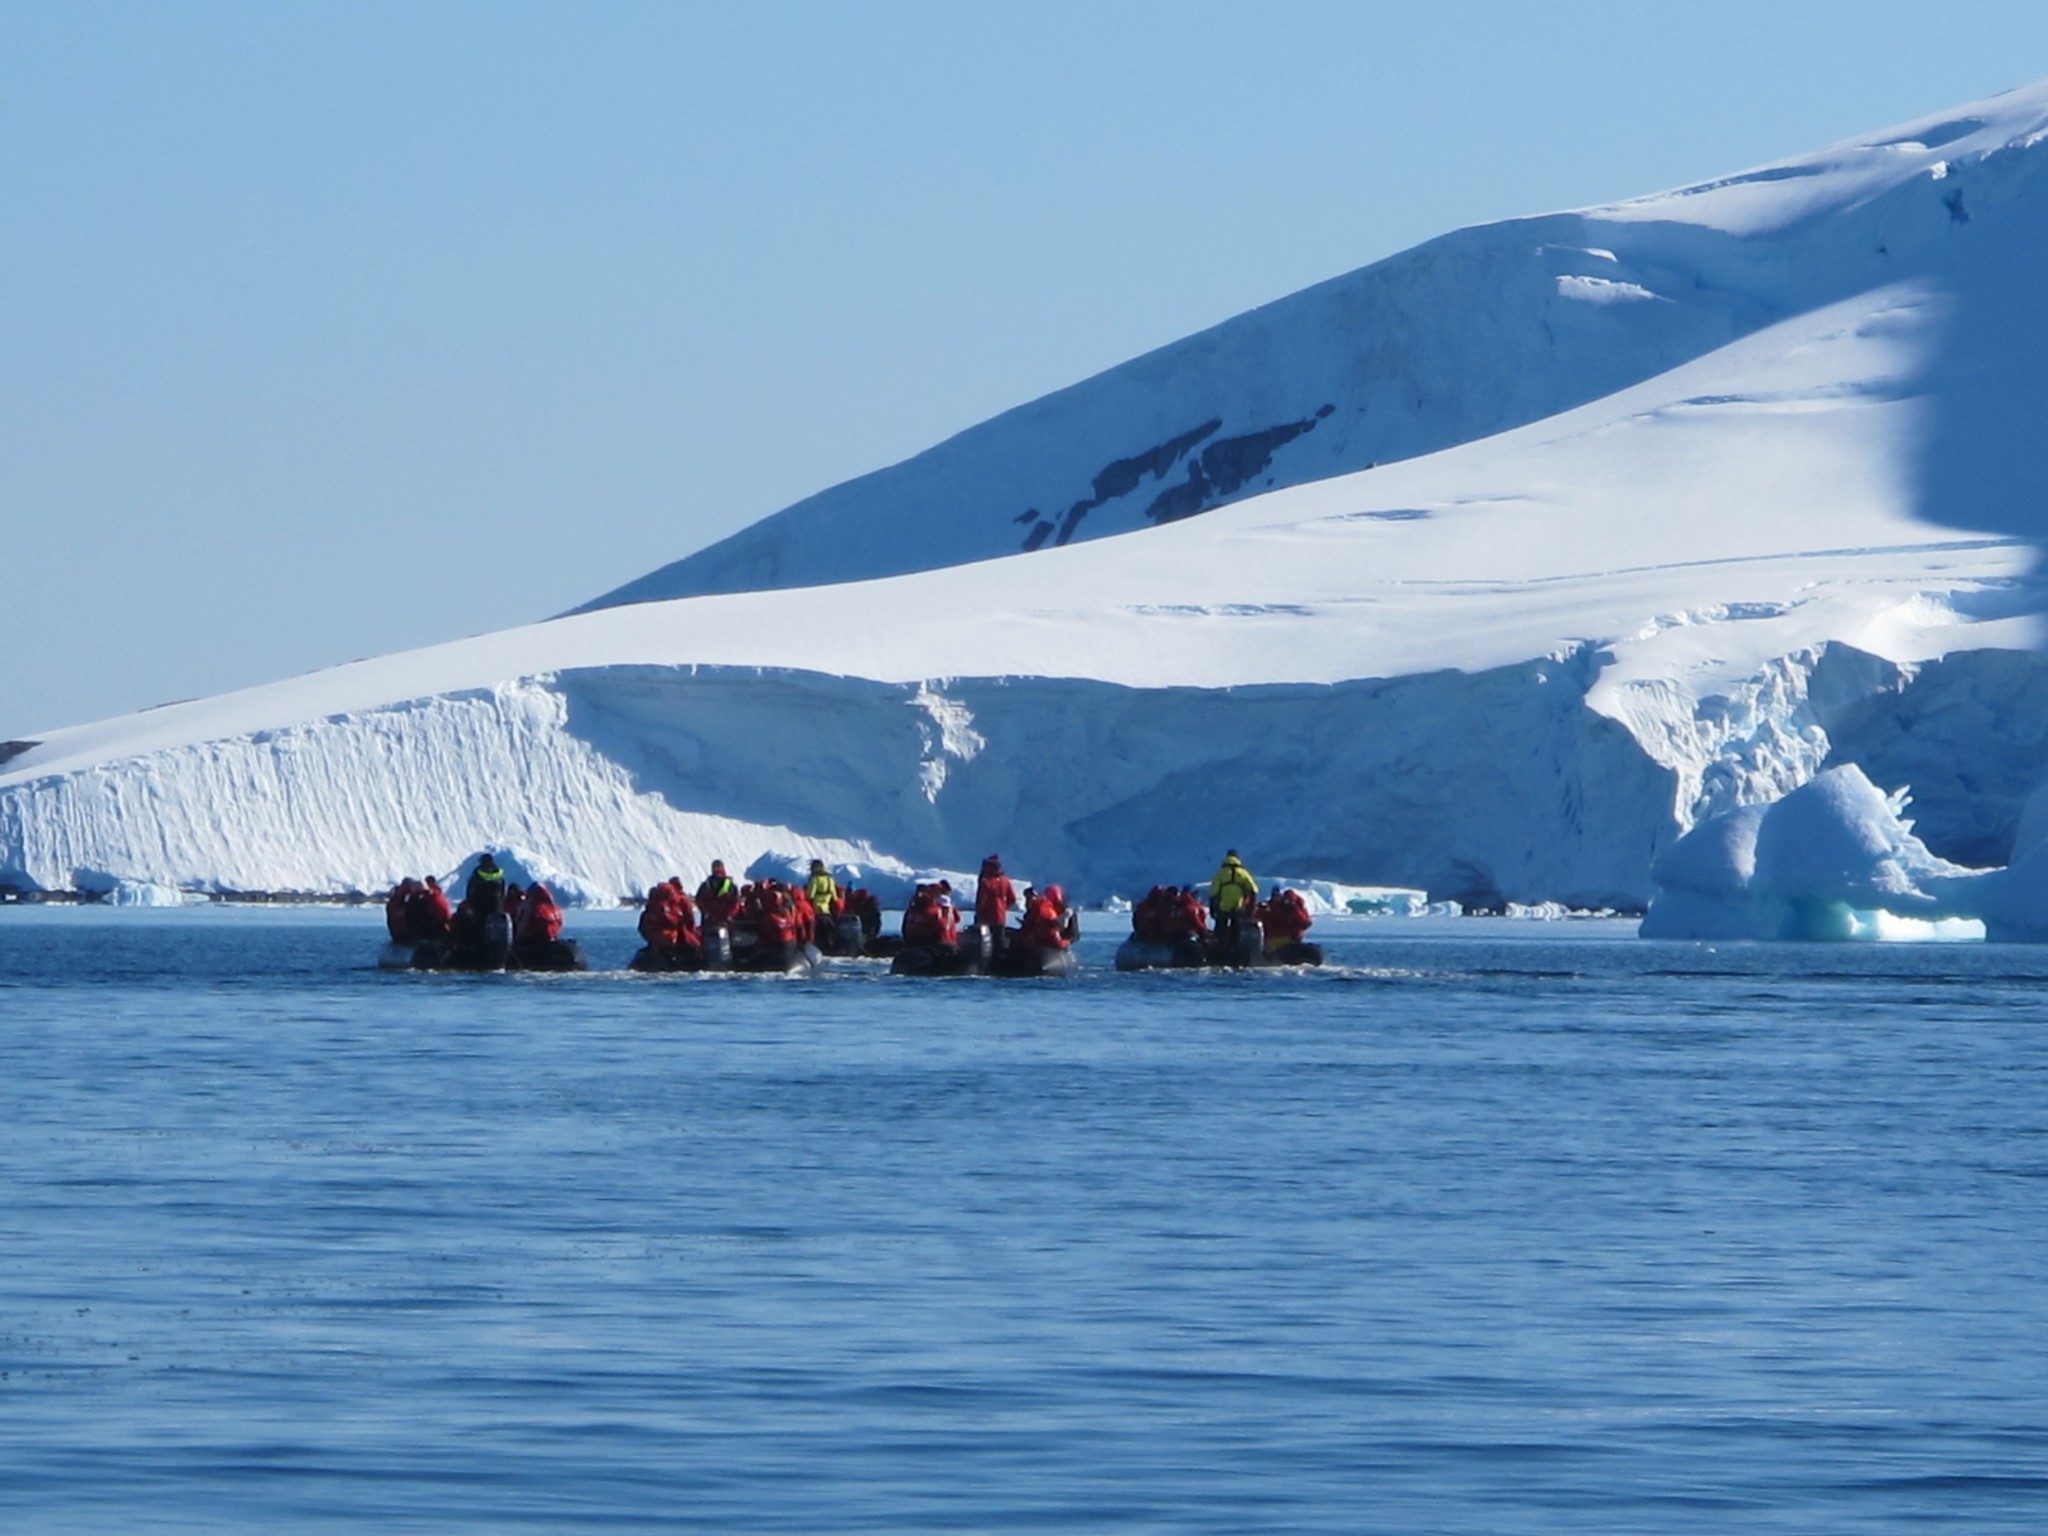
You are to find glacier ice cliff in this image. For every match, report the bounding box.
[0,658,1666,906]
[9,641,2048,910]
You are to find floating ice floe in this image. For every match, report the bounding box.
[1263,879,1439,917]
[102,881,198,908]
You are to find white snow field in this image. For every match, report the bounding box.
[7,82,2048,920]
[578,85,2048,611]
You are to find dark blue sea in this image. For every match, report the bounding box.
[5,906,2048,1533]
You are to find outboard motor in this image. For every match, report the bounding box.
[478,911,514,970]
[703,925,735,971]
[831,913,866,957]
[960,925,992,971]
[1221,917,1262,967]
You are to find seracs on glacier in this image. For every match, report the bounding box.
[7,82,2048,928]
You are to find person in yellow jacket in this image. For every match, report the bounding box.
[1209,849,1260,954]
[804,858,842,916]
[1209,850,1258,917]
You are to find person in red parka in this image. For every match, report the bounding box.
[638,882,687,959]
[516,882,565,947]
[1261,884,1310,946]
[1016,885,1072,952]
[638,883,675,945]
[696,860,740,928]
[1258,886,1313,953]
[902,884,938,945]
[1170,887,1209,940]
[902,883,956,947]
[756,885,797,948]
[974,855,1017,939]
[1138,884,1171,946]
[386,878,419,941]
[844,886,883,940]
[409,876,453,940]
[669,880,701,951]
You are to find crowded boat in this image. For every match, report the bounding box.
[626,859,876,974]
[1114,852,1324,969]
[380,854,587,972]
[890,856,1080,977]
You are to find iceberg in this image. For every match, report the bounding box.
[102,880,199,908]
[1641,765,1988,940]
[1267,880,1436,918]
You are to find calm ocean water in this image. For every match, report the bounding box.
[4,905,2047,1533]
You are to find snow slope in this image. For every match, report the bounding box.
[581,84,2048,610]
[7,82,2048,909]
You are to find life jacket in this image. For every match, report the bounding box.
[466,865,507,917]
[697,873,739,925]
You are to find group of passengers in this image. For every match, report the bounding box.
[1130,850,1314,956]
[385,853,564,952]
[636,857,888,965]
[902,854,1076,956]
[387,847,1311,962]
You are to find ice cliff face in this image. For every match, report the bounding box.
[0,662,1670,907]
[9,638,2044,909]
[8,82,2048,910]
[0,682,895,902]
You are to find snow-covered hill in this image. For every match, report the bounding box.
[581,88,2048,611]
[7,82,2048,915]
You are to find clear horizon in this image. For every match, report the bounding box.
[7,0,2048,738]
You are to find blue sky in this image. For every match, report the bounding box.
[6,0,2048,738]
